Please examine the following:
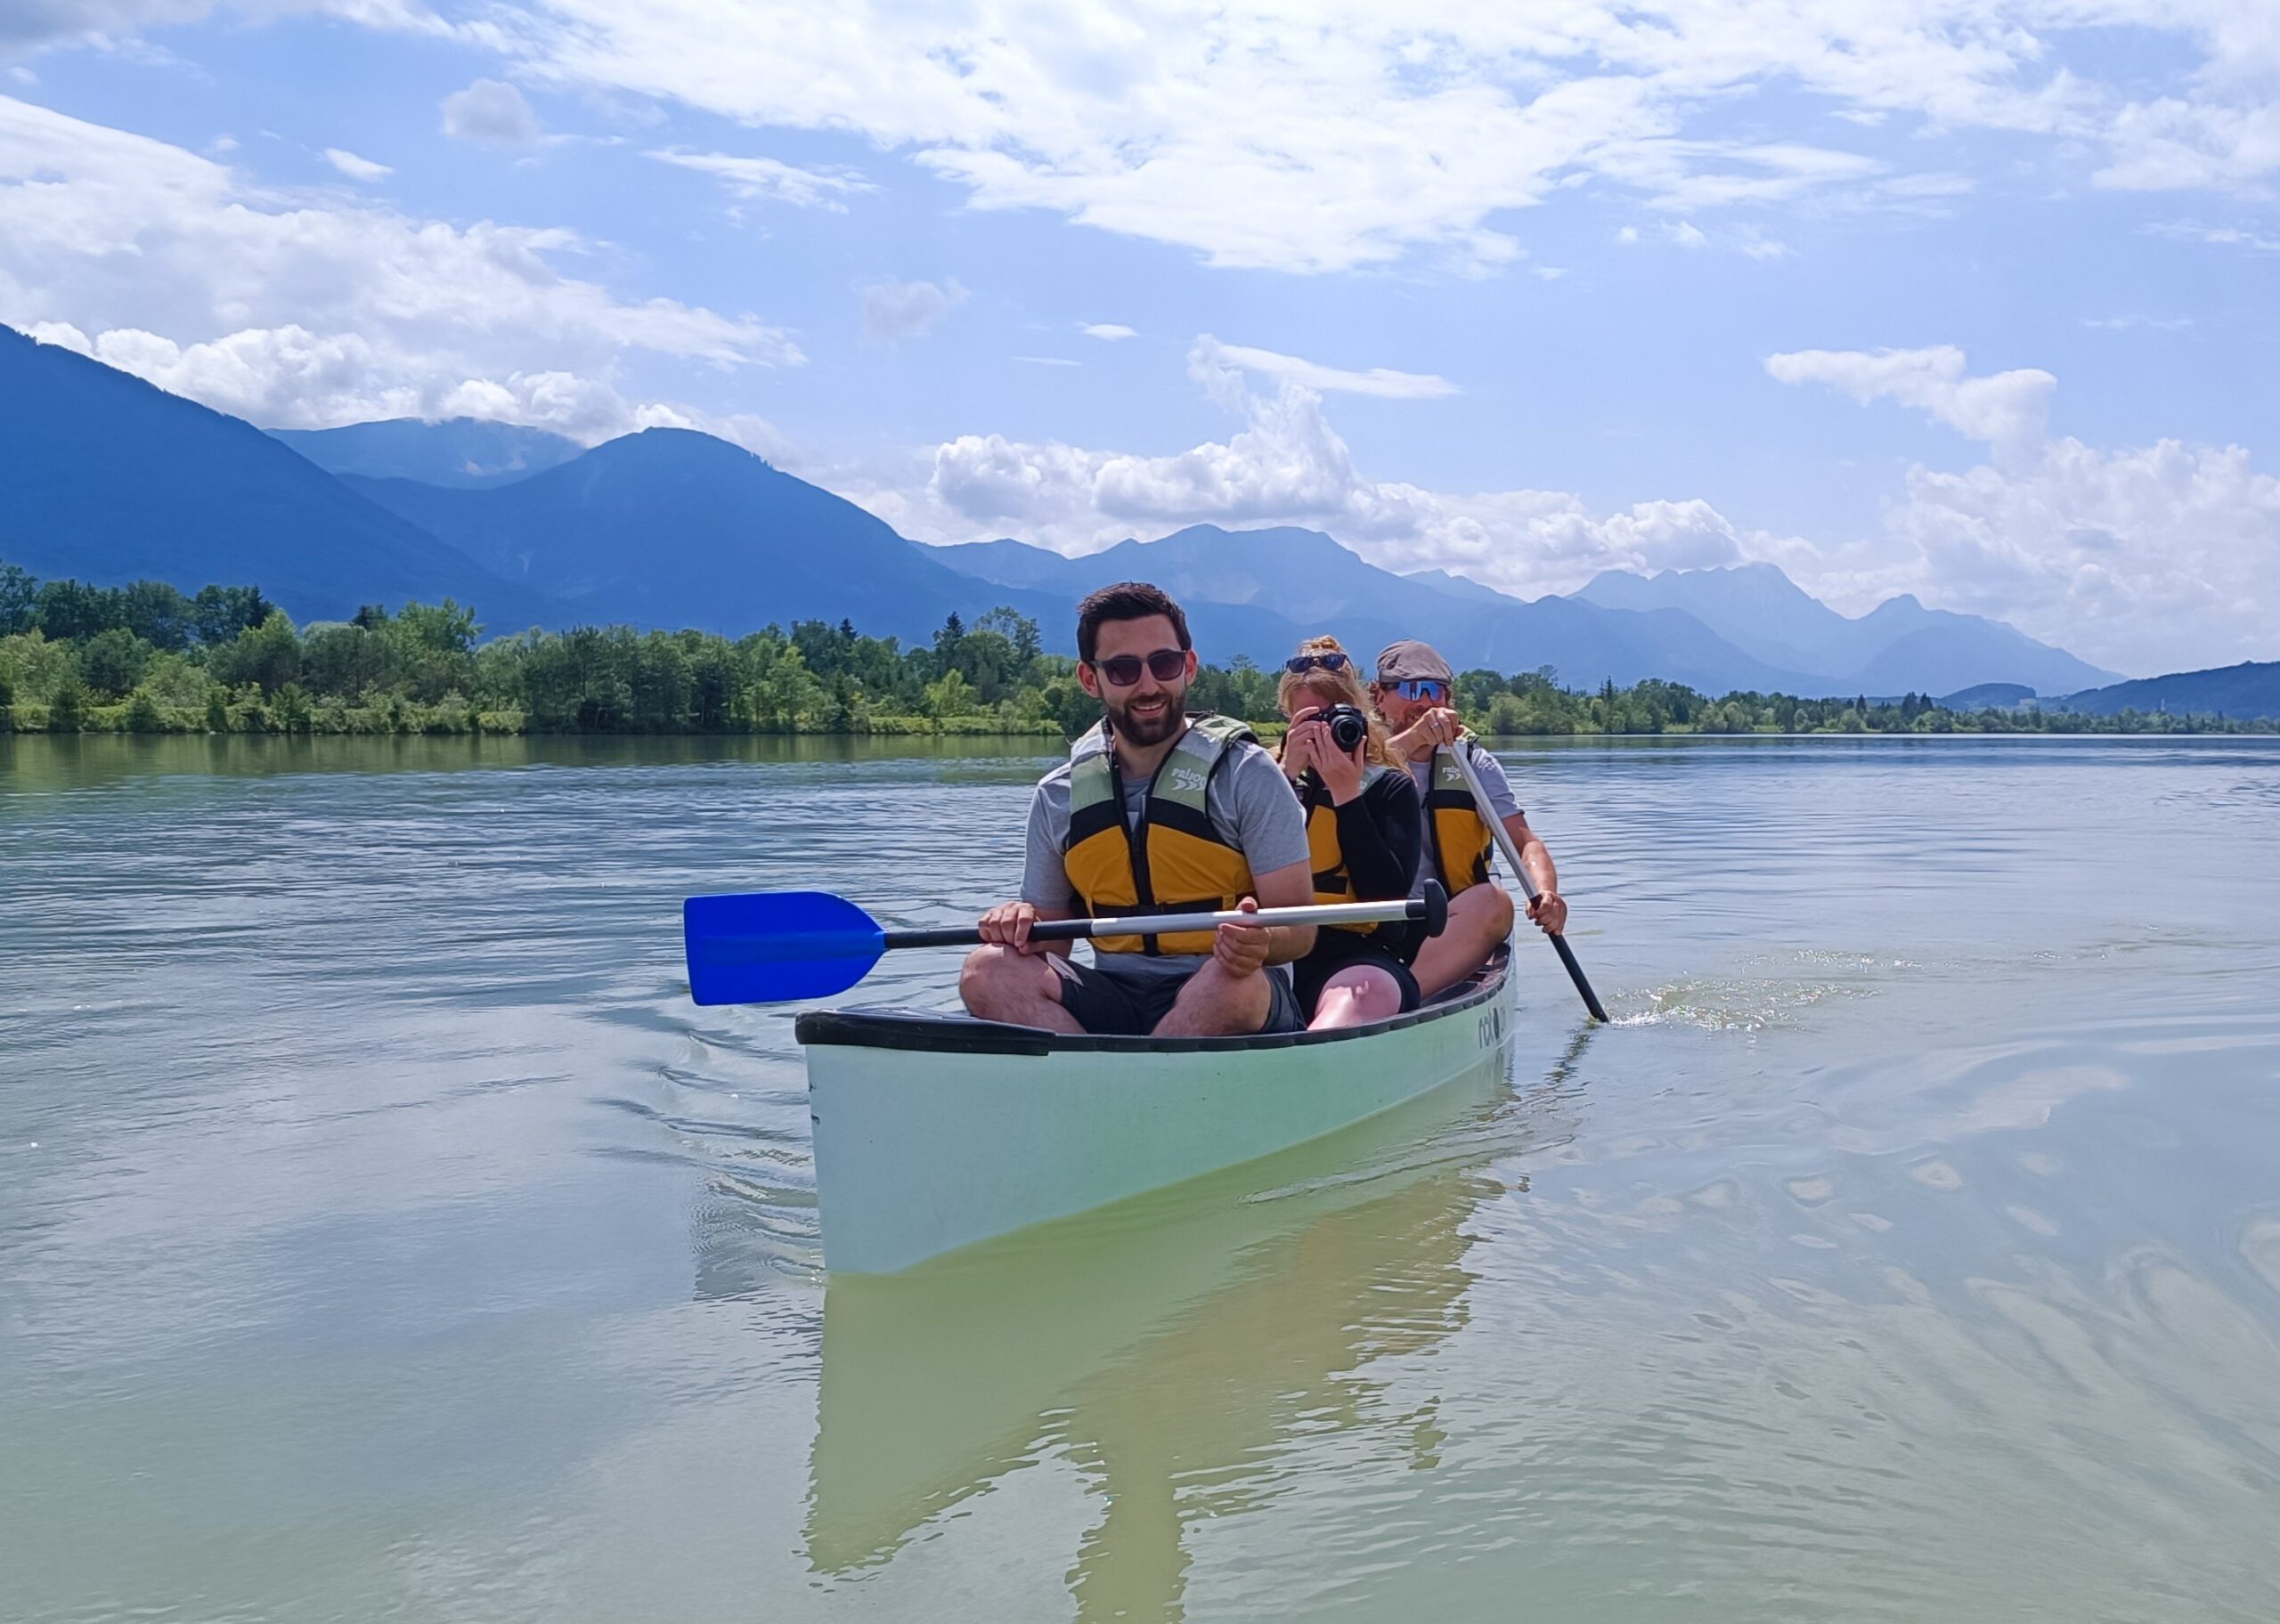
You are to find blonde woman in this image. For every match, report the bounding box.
[1275,637,1427,1028]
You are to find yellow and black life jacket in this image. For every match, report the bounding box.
[1421,735,1495,897]
[1300,767,1402,938]
[1063,713,1260,954]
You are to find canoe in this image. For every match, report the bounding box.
[794,946,1516,1274]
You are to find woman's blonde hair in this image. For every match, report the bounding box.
[1274,636,1396,767]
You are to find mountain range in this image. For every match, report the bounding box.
[2,321,2148,701]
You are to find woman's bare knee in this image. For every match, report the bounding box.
[1310,966,1401,1029]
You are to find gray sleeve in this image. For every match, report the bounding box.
[1021,775,1077,910]
[1217,745,1313,879]
[1466,743,1525,823]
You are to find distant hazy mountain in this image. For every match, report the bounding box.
[0,324,541,625]
[935,526,1829,691]
[1940,682,2037,710]
[341,427,1071,643]
[1573,564,2117,695]
[1404,567,1521,606]
[273,418,582,488]
[2057,662,2280,719]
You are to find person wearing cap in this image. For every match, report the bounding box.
[1370,640,1569,998]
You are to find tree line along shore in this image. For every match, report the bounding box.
[1,566,2269,739]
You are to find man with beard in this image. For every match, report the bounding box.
[960,581,1315,1035]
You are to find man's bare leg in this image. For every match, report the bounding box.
[1152,958,1274,1037]
[959,945,1086,1032]
[1409,884,1514,999]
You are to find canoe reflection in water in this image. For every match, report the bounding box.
[806,1043,1584,1619]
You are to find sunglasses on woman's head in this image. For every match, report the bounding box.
[1283,651,1350,675]
[1091,647,1188,686]
[1388,678,1448,702]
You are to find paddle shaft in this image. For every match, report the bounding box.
[1448,743,1609,1023]
[884,893,1437,952]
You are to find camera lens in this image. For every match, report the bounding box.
[1325,705,1367,752]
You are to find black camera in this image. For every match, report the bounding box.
[1315,702,1370,754]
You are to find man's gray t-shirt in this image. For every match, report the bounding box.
[1022,737,1311,985]
[1406,743,1522,889]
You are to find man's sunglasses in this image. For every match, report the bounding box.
[1283,651,1350,675]
[1382,678,1449,702]
[1090,648,1188,686]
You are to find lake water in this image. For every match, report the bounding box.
[4,733,2278,1622]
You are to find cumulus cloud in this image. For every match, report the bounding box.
[0,94,798,440]
[648,148,873,210]
[1191,335,1458,401]
[876,353,1779,599]
[1080,322,1136,341]
[4,0,454,54]
[441,77,541,147]
[322,146,389,182]
[1766,345,2056,466]
[444,2,2275,273]
[859,277,965,344]
[1885,437,2280,676]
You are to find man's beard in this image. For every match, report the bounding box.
[1105,688,1187,747]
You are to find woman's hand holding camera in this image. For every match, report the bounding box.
[1287,707,1366,803]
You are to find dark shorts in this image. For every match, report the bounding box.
[1292,931,1422,1018]
[1047,956,1306,1037]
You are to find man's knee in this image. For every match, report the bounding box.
[960,943,1045,1013]
[1465,882,1515,937]
[1161,961,1269,1035]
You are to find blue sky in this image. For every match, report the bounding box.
[4,4,2277,675]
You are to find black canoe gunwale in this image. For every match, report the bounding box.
[795,946,1511,1058]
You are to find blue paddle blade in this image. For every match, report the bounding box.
[684,891,888,1006]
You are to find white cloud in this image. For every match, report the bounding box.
[648,148,873,210]
[4,0,456,53]
[1885,436,2280,676]
[1188,335,1458,401]
[875,353,1779,597]
[1080,322,1136,341]
[322,146,390,182]
[1766,345,2056,465]
[1014,354,1079,367]
[441,77,541,147]
[2146,218,2280,252]
[859,277,965,344]
[0,94,798,439]
[450,2,2279,273]
[2096,97,2280,194]
[2081,314,2194,331]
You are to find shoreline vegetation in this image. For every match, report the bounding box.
[3,566,2272,739]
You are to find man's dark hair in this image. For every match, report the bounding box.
[1075,581,1191,664]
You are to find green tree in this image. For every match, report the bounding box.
[49,674,86,732]
[211,610,303,693]
[191,585,273,647]
[36,579,126,642]
[0,564,38,636]
[77,627,155,699]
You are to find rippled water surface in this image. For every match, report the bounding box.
[4,733,2279,1622]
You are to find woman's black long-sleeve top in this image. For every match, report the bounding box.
[1299,767,1422,901]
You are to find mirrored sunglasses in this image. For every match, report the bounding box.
[1093,647,1188,686]
[1283,651,1350,675]
[1389,678,1448,702]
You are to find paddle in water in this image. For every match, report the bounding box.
[685,884,1451,1006]
[1447,745,1609,1023]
